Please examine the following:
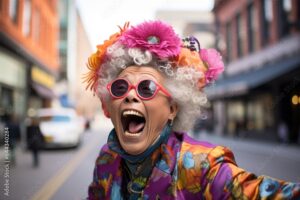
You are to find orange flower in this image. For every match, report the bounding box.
[83,22,130,93]
[173,48,208,88]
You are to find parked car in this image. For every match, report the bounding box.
[36,108,84,148]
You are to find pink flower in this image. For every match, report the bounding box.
[119,20,181,58]
[200,49,224,83]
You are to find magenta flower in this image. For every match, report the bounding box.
[200,49,224,83]
[119,20,181,58]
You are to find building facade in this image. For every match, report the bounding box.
[155,10,215,48]
[209,0,300,142]
[0,0,59,143]
[57,0,100,121]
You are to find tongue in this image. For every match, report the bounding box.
[128,121,145,133]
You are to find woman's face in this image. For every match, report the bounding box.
[106,66,178,155]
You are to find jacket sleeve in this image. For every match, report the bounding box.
[87,145,119,200]
[203,146,300,199]
[87,156,104,200]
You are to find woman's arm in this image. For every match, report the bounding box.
[203,146,300,199]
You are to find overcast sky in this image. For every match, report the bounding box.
[76,0,214,48]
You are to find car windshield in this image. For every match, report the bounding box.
[40,115,71,122]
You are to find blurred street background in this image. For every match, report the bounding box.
[0,0,300,199]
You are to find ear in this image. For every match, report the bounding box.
[168,101,178,121]
[100,97,110,118]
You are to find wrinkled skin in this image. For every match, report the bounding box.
[105,66,178,155]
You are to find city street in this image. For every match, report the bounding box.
[1,0,300,199]
[0,124,112,200]
[1,127,300,200]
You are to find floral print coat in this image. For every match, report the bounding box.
[88,132,300,199]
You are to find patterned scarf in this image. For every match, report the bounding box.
[107,124,172,199]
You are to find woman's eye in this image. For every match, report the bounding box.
[141,86,151,91]
[117,84,127,91]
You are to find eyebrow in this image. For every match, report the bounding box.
[119,73,158,80]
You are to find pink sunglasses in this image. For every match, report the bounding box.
[106,78,171,100]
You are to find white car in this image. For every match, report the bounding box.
[37,108,84,148]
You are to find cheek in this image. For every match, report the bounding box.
[146,99,170,126]
[107,100,121,122]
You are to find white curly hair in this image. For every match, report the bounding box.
[97,42,208,132]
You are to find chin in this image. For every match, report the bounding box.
[123,147,146,155]
[114,125,144,154]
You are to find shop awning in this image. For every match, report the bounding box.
[206,55,300,99]
[31,82,56,99]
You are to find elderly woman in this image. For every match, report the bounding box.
[86,21,299,199]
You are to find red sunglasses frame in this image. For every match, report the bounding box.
[106,78,171,100]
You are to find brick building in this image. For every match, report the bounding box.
[207,0,300,142]
[0,0,59,142]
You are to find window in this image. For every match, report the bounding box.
[236,13,244,57]
[22,0,31,36]
[246,95,274,131]
[8,0,19,23]
[32,9,40,42]
[247,3,257,53]
[278,0,292,38]
[226,22,232,62]
[261,0,273,45]
[0,1,2,14]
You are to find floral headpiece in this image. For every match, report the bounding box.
[84,20,224,93]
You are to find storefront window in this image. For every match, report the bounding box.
[227,101,245,136]
[246,94,274,131]
[14,90,26,118]
[0,87,14,117]
[0,50,26,88]
[226,94,274,136]
[0,50,26,124]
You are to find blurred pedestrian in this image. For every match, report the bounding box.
[277,121,289,143]
[26,117,44,167]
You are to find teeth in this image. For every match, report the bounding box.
[122,110,143,117]
[125,131,142,136]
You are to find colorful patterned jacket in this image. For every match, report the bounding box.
[88,132,300,199]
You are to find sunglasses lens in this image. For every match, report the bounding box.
[111,79,128,97]
[138,80,157,98]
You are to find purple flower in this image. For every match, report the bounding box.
[119,20,181,58]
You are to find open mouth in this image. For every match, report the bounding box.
[121,110,146,135]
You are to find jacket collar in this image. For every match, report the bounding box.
[101,132,182,198]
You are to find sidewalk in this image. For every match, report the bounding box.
[193,131,300,159]
[192,131,300,182]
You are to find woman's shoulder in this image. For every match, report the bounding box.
[173,132,236,164]
[173,131,217,152]
[94,144,120,167]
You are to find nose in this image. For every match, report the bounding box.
[124,88,140,103]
